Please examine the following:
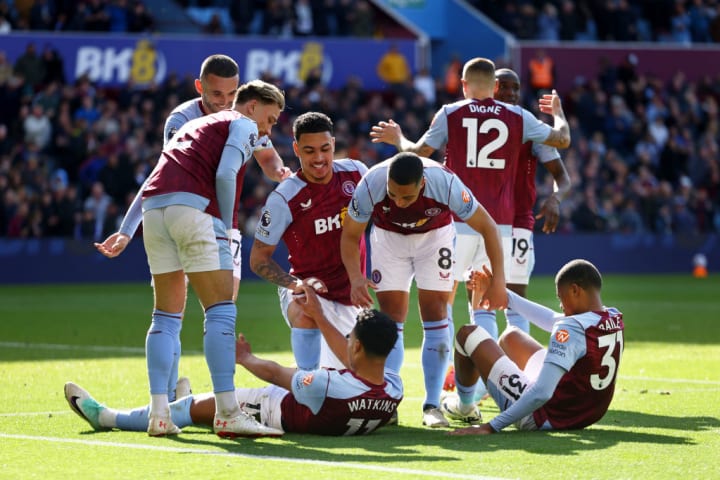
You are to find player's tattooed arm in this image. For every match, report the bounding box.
[249,239,299,289]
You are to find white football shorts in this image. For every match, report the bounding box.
[143,205,232,275]
[486,349,546,431]
[453,222,513,282]
[234,384,288,432]
[230,228,242,280]
[369,224,455,293]
[507,227,535,285]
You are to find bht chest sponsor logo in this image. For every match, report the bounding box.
[314,207,348,234]
[76,40,166,85]
[245,42,333,87]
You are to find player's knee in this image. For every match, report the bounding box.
[498,326,525,351]
[455,324,491,357]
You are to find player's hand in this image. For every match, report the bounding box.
[94,232,130,258]
[536,195,561,233]
[349,276,376,309]
[469,265,493,309]
[235,333,252,364]
[291,277,328,297]
[538,89,563,117]
[447,423,494,436]
[277,166,293,181]
[478,268,508,311]
[369,119,402,147]
[292,283,325,320]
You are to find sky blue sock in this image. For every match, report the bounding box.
[167,324,182,402]
[445,317,455,371]
[291,328,320,370]
[506,309,530,333]
[204,301,236,393]
[146,310,182,395]
[169,395,194,428]
[472,309,498,340]
[115,405,150,431]
[457,379,478,406]
[385,322,404,373]
[421,319,450,409]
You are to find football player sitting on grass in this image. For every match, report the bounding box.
[441,259,624,434]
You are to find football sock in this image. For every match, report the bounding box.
[98,408,118,428]
[421,319,451,408]
[169,395,194,427]
[472,379,489,403]
[505,309,530,333]
[203,301,237,396]
[115,406,149,431]
[472,309,498,341]
[146,310,182,412]
[385,322,404,373]
[446,303,455,369]
[291,327,321,370]
[457,380,478,407]
[167,319,183,402]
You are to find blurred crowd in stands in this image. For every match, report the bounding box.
[1,0,719,241]
[470,0,720,44]
[6,0,718,44]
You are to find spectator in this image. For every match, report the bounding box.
[81,181,112,241]
[0,51,13,84]
[84,0,111,31]
[350,0,374,37]
[127,0,154,32]
[536,2,560,42]
[107,0,130,32]
[376,44,411,89]
[13,43,45,90]
[23,103,53,151]
[29,0,55,30]
[229,0,253,34]
[203,12,224,34]
[527,49,555,97]
[0,11,12,33]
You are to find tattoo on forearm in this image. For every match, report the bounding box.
[255,261,296,288]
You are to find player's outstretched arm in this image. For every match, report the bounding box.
[94,232,130,258]
[370,119,436,157]
[464,206,507,310]
[340,216,376,308]
[249,238,301,289]
[255,147,292,182]
[535,158,571,233]
[538,90,570,149]
[235,333,295,390]
[294,285,350,368]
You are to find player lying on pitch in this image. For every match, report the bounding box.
[65,282,403,437]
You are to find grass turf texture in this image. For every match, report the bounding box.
[1,274,718,479]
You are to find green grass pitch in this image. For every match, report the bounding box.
[1,274,718,479]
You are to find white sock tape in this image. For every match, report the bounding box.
[455,336,468,357]
[462,326,492,357]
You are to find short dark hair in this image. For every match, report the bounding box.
[293,111,333,140]
[199,54,238,80]
[388,152,423,186]
[353,309,397,359]
[556,259,602,291]
[235,79,285,110]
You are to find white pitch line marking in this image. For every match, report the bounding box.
[0,433,508,480]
